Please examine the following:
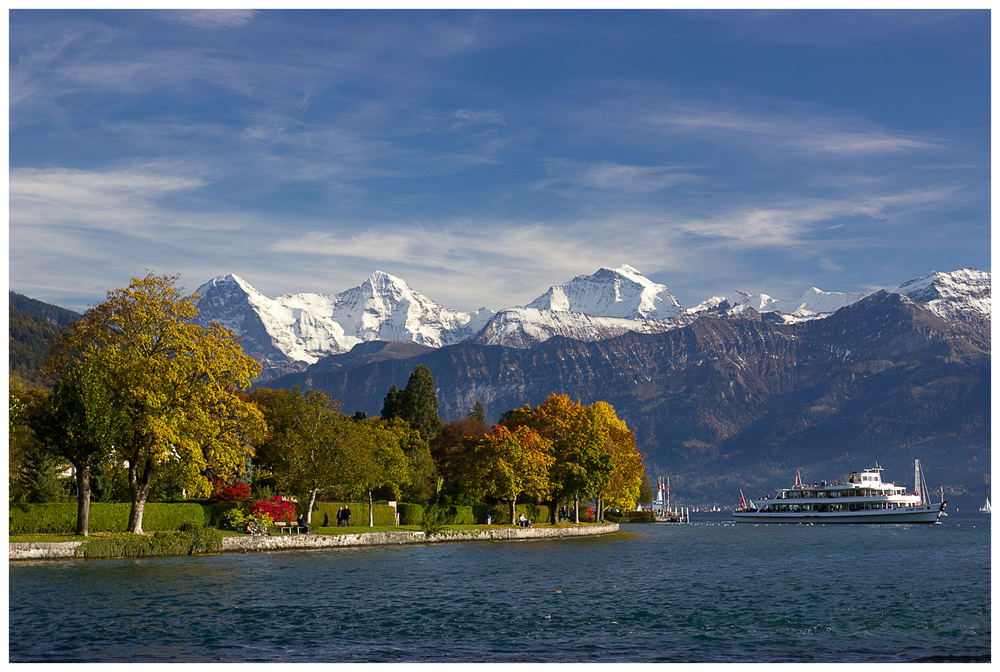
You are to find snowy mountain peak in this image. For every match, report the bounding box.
[192,266,988,379]
[195,273,256,299]
[194,271,495,377]
[526,265,683,319]
[895,268,990,332]
[689,286,864,322]
[364,270,408,297]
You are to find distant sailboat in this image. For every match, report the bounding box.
[981,497,991,513]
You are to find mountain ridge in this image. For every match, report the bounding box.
[193,266,990,379]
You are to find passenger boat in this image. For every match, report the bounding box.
[733,460,946,524]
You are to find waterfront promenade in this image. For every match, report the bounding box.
[9,523,620,560]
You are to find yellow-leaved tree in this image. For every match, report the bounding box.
[587,401,645,518]
[45,273,266,534]
[502,394,612,523]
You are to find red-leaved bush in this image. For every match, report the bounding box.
[210,479,252,502]
[252,495,298,522]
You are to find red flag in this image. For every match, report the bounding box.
[739,489,746,509]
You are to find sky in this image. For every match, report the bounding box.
[8,9,992,313]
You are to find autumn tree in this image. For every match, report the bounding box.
[587,401,645,517]
[464,424,553,523]
[501,394,618,523]
[29,361,129,535]
[44,273,267,534]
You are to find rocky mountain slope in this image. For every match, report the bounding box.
[273,287,989,503]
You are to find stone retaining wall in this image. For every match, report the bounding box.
[9,541,84,560]
[9,524,619,561]
[222,523,619,553]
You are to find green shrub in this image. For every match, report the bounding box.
[420,505,445,534]
[397,503,424,525]
[517,504,550,525]
[604,510,654,523]
[440,505,475,525]
[203,501,240,528]
[75,528,223,559]
[9,502,208,534]
[471,504,504,524]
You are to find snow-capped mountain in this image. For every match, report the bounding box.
[194,266,989,378]
[895,268,991,334]
[526,264,684,319]
[689,287,865,323]
[474,307,693,348]
[194,271,493,378]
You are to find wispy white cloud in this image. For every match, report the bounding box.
[646,104,938,157]
[162,10,261,30]
[537,160,698,194]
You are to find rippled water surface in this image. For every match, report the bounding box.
[10,511,990,662]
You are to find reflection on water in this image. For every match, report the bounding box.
[10,512,990,662]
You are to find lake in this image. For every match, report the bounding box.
[9,510,990,662]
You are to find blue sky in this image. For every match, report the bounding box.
[9,9,991,313]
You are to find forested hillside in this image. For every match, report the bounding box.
[9,293,80,386]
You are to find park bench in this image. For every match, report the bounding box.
[274,522,308,534]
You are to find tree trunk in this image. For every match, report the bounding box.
[368,490,374,527]
[574,491,579,524]
[126,457,154,534]
[74,462,91,537]
[306,487,319,524]
[509,495,517,525]
[549,498,557,525]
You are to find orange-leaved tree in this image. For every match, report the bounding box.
[464,424,554,523]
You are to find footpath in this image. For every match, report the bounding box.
[9,523,620,561]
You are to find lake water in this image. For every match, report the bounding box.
[9,510,990,662]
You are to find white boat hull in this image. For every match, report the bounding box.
[733,504,944,524]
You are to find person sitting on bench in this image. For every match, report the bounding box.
[297,516,311,533]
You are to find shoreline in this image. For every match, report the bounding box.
[9,523,620,561]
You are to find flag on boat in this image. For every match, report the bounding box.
[739,489,747,510]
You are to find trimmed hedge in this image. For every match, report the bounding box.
[397,503,424,525]
[468,503,551,525]
[9,502,208,534]
[9,499,556,534]
[603,510,655,524]
[310,501,396,527]
[439,505,475,525]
